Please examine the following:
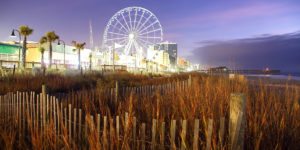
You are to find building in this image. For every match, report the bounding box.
[177,57,188,68]
[0,42,20,61]
[147,45,170,68]
[208,66,230,73]
[154,41,177,67]
[1,41,99,69]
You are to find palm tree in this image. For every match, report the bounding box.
[39,36,47,67]
[41,31,59,68]
[72,41,86,70]
[89,53,92,70]
[19,25,33,68]
[39,47,45,67]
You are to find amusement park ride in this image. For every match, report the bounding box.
[102,7,164,69]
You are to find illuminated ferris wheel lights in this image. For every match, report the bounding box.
[102,7,163,56]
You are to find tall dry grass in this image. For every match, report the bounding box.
[0,72,299,149]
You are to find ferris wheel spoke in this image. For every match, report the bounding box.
[138,20,159,33]
[121,12,131,32]
[124,39,134,55]
[136,14,152,32]
[118,38,128,45]
[106,37,128,41]
[115,18,130,33]
[139,28,162,36]
[136,39,147,49]
[139,36,162,39]
[111,25,128,35]
[128,10,133,31]
[138,38,155,46]
[108,32,128,37]
[134,11,145,31]
[133,8,138,30]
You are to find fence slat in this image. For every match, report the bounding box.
[160,122,165,150]
[141,123,146,150]
[230,93,246,150]
[170,120,176,149]
[116,116,120,150]
[219,117,225,148]
[206,119,213,150]
[151,119,157,150]
[181,120,187,150]
[103,116,108,149]
[133,117,137,150]
[193,119,199,150]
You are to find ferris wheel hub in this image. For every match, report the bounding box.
[129,33,135,40]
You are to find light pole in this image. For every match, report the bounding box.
[10,29,21,64]
[57,40,66,66]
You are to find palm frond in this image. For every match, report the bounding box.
[46,31,59,42]
[19,25,33,36]
[39,36,47,44]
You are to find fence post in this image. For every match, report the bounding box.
[125,112,129,133]
[188,74,192,87]
[230,93,246,150]
[193,119,199,150]
[206,119,213,150]
[56,99,60,136]
[160,122,165,150]
[79,109,82,141]
[97,114,101,140]
[42,85,46,130]
[103,116,108,149]
[170,120,176,149]
[219,117,225,148]
[151,119,157,150]
[68,104,72,141]
[74,108,77,140]
[110,118,114,150]
[133,117,137,149]
[141,123,146,150]
[116,116,120,150]
[181,120,187,150]
[115,81,118,105]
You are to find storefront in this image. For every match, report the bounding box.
[0,42,20,61]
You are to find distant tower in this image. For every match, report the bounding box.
[89,20,94,50]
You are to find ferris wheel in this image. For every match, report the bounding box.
[102,7,163,55]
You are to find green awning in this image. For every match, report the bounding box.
[0,43,21,54]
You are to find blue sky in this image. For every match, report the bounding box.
[1,0,300,71]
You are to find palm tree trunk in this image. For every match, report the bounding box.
[49,42,52,68]
[89,56,92,70]
[78,49,81,70]
[22,36,27,68]
[41,52,44,67]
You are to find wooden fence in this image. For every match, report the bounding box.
[0,77,246,149]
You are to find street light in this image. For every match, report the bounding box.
[57,39,66,66]
[10,29,22,63]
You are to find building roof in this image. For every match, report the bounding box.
[0,42,21,48]
[158,41,177,44]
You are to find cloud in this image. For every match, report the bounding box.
[189,31,300,72]
[167,2,299,30]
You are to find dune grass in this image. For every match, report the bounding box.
[0,72,299,149]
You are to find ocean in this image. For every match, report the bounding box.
[244,73,300,81]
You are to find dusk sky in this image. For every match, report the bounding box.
[1,0,300,71]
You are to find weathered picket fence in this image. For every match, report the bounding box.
[0,77,246,149]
